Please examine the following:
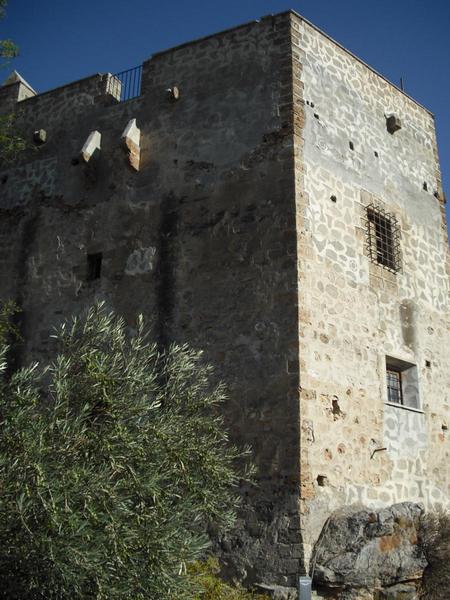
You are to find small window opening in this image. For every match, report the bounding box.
[386,368,403,405]
[423,182,428,191]
[425,360,431,368]
[365,204,401,272]
[317,475,328,487]
[349,141,354,151]
[385,357,420,409]
[330,195,337,203]
[314,113,320,120]
[87,252,102,281]
[374,151,379,158]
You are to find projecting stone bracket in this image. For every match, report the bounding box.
[386,114,402,134]
[80,130,101,163]
[166,86,180,102]
[33,129,47,145]
[121,118,141,171]
[78,123,140,171]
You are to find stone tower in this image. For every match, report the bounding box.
[0,10,448,597]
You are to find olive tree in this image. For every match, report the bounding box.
[0,303,251,599]
[0,0,27,163]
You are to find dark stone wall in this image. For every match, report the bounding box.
[0,13,302,586]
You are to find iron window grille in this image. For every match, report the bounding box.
[386,368,403,405]
[365,204,401,272]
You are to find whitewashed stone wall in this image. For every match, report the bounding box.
[292,15,450,564]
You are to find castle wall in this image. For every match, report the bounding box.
[293,14,450,565]
[0,10,449,591]
[0,14,303,587]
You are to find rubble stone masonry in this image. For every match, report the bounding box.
[0,9,448,593]
[292,13,449,568]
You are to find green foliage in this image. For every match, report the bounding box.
[0,2,18,65]
[419,509,450,600]
[0,303,252,599]
[0,114,27,162]
[0,298,20,346]
[0,1,25,162]
[0,38,17,60]
[188,559,269,600]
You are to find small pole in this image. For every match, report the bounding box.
[400,77,404,91]
[298,576,312,600]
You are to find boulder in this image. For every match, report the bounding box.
[312,502,426,590]
[255,583,298,599]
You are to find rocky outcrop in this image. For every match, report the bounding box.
[310,502,425,598]
[255,583,297,599]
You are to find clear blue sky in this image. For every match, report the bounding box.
[3,0,450,233]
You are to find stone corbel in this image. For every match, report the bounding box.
[121,118,140,171]
[81,130,101,163]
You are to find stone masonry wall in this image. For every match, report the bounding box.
[0,9,449,591]
[0,14,302,587]
[292,14,450,567]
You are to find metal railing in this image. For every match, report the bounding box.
[108,65,142,102]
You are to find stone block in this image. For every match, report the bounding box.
[80,130,101,163]
[311,503,426,589]
[121,118,141,171]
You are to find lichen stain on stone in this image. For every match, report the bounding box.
[125,247,156,275]
[378,533,402,553]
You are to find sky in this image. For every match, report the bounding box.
[3,0,450,232]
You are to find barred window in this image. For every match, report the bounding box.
[365,205,401,272]
[386,368,403,405]
[385,357,420,410]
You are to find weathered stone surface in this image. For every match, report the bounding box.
[311,583,419,600]
[256,583,298,599]
[125,247,156,275]
[295,10,449,573]
[312,503,426,589]
[0,14,302,587]
[337,591,374,600]
[375,583,419,599]
[0,8,447,594]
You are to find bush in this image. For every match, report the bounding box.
[189,559,269,600]
[419,509,450,600]
[0,303,252,599]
